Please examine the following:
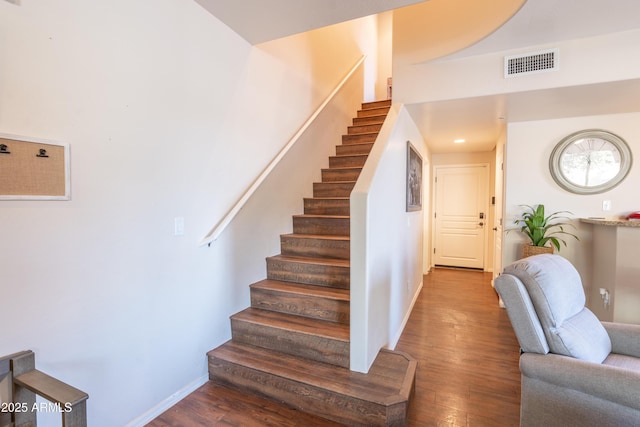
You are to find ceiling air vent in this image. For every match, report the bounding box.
[504,48,558,78]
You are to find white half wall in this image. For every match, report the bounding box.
[350,105,427,373]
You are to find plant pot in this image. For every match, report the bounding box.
[522,244,554,259]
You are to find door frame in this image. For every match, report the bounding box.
[493,141,506,286]
[431,163,491,271]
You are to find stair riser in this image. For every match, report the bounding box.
[322,168,362,182]
[208,360,403,427]
[357,106,390,118]
[336,143,373,156]
[250,287,349,324]
[230,319,349,367]
[329,155,367,168]
[313,182,355,198]
[293,216,349,236]
[353,115,386,126]
[303,198,350,216]
[348,123,383,135]
[267,259,349,289]
[342,133,378,144]
[281,235,350,260]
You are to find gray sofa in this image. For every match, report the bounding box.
[495,254,640,427]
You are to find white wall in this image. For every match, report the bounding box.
[504,112,640,315]
[350,105,426,372]
[375,12,393,101]
[0,1,378,425]
[394,27,640,105]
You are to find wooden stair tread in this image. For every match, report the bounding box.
[293,214,349,220]
[330,154,368,160]
[209,341,415,404]
[304,197,350,202]
[335,143,374,156]
[267,254,349,268]
[342,133,378,144]
[232,308,349,342]
[343,131,378,138]
[354,114,387,122]
[322,166,362,171]
[251,279,350,301]
[314,180,356,185]
[362,100,391,109]
[336,142,374,149]
[281,233,349,242]
[338,142,373,147]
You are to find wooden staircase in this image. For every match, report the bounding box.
[208,100,417,426]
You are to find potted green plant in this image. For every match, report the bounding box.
[514,204,579,258]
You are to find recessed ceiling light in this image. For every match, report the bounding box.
[454,139,466,144]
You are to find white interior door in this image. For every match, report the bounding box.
[433,165,489,269]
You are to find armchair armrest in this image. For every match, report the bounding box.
[520,352,640,411]
[602,322,640,358]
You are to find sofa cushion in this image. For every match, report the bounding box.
[504,254,611,363]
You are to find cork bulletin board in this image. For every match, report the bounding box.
[0,134,70,200]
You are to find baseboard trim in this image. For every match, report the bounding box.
[387,280,424,350]
[125,374,209,426]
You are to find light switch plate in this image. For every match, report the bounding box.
[174,217,185,236]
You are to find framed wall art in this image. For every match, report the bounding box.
[406,141,422,212]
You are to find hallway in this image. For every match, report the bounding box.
[398,268,521,426]
[148,268,521,426]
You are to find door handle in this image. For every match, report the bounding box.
[492,227,498,231]
[479,222,484,226]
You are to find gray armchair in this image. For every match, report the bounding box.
[495,254,640,427]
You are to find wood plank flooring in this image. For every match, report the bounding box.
[147,268,521,427]
[396,268,521,427]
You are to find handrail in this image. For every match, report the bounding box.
[200,55,366,247]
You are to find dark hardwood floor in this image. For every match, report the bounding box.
[147,268,521,427]
[396,268,521,426]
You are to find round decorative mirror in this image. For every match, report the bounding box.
[549,129,632,194]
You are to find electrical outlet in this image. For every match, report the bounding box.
[602,200,612,211]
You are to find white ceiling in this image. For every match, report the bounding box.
[408,0,640,153]
[197,0,640,154]
[406,79,640,153]
[194,0,426,45]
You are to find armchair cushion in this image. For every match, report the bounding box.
[520,353,640,412]
[555,309,612,363]
[494,274,549,354]
[504,254,611,363]
[603,322,640,358]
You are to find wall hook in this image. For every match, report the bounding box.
[0,144,10,154]
[36,149,49,158]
